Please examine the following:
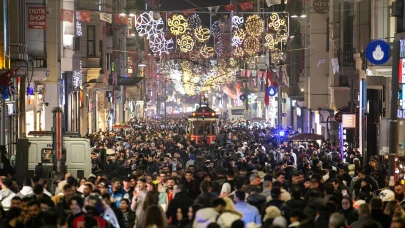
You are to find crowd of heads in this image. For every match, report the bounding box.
[0,117,402,228]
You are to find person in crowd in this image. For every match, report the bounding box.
[0,177,16,211]
[66,195,84,228]
[370,197,392,228]
[193,198,226,228]
[143,204,168,228]
[216,197,243,228]
[119,198,135,228]
[1,207,24,228]
[25,200,43,228]
[16,178,34,199]
[55,184,75,227]
[166,183,194,225]
[234,190,261,227]
[340,196,358,226]
[135,190,159,228]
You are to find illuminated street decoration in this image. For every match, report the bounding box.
[135,11,164,40]
[72,61,83,88]
[149,33,174,55]
[264,33,277,50]
[200,45,214,58]
[188,14,201,28]
[232,16,244,28]
[194,26,211,42]
[177,35,194,53]
[76,12,83,36]
[229,57,238,68]
[211,21,221,38]
[232,28,246,47]
[245,15,264,36]
[168,14,188,36]
[234,47,245,58]
[244,36,260,56]
[189,50,200,62]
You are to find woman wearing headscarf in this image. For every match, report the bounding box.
[339,196,358,226]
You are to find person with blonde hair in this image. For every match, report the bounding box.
[216,197,243,228]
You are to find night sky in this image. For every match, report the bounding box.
[160,0,232,11]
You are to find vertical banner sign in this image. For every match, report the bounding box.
[28,7,46,29]
[53,110,62,160]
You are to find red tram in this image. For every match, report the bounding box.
[188,106,218,144]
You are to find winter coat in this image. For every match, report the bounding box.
[192,208,220,228]
[16,186,34,199]
[217,211,242,228]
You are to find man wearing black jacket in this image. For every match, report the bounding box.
[166,183,194,225]
[370,197,392,228]
[55,184,75,227]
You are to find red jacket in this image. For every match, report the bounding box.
[73,215,108,228]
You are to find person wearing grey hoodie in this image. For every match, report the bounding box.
[192,198,226,228]
[16,178,34,199]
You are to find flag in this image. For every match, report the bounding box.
[77,10,91,23]
[264,69,270,107]
[265,0,282,7]
[182,8,196,16]
[103,70,110,86]
[239,2,253,11]
[112,72,118,86]
[114,14,128,25]
[100,13,112,23]
[0,67,20,86]
[224,4,236,12]
[60,9,74,23]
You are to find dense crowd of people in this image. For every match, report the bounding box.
[0,116,403,228]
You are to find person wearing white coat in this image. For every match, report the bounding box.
[216,198,243,228]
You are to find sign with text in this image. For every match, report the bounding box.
[342,114,356,128]
[28,7,46,29]
[399,59,405,83]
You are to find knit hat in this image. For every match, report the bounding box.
[263,206,281,221]
[272,216,287,228]
[190,154,196,160]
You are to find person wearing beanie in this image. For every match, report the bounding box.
[186,154,195,169]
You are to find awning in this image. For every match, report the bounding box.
[109,76,144,86]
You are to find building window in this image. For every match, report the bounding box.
[87,25,96,57]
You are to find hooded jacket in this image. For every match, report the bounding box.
[16,186,34,199]
[192,208,219,228]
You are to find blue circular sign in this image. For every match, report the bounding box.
[240,94,246,100]
[365,40,390,65]
[266,86,277,97]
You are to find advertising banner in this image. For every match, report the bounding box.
[28,6,46,29]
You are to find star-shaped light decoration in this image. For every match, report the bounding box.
[135,11,164,40]
[149,33,174,56]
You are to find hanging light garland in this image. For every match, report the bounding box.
[168,14,188,36]
[211,21,221,38]
[243,36,260,56]
[188,14,201,29]
[177,35,194,53]
[194,26,211,42]
[245,15,264,37]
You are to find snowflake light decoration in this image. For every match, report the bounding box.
[268,13,286,32]
[177,35,194,53]
[245,15,264,37]
[211,21,221,38]
[194,26,211,42]
[149,33,174,55]
[232,16,244,29]
[200,45,214,59]
[135,11,164,40]
[229,57,238,68]
[168,14,188,36]
[188,14,201,29]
